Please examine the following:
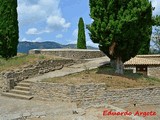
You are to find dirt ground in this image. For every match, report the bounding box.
[124,104,160,120]
[44,66,160,89]
[84,104,160,120]
[28,105,160,120]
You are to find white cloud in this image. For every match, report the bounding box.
[67,39,98,48]
[32,37,43,42]
[86,30,98,48]
[26,28,50,35]
[20,37,30,42]
[56,34,63,39]
[18,1,46,25]
[20,37,43,42]
[67,28,98,48]
[86,40,98,48]
[150,0,160,15]
[26,28,39,35]
[66,29,78,44]
[47,16,70,30]
[18,0,70,31]
[67,40,76,44]
[72,29,78,38]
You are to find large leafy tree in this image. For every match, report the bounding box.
[87,0,153,74]
[139,15,160,54]
[77,17,87,49]
[0,0,19,59]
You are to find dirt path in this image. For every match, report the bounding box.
[2,95,157,120]
[26,56,110,83]
[0,96,77,120]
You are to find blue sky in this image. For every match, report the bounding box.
[17,0,160,47]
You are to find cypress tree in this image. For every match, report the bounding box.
[87,0,153,74]
[0,0,19,59]
[77,17,87,49]
[139,14,160,54]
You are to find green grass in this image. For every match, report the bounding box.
[0,54,56,72]
[145,76,160,83]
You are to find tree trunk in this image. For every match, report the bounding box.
[110,59,116,69]
[115,57,124,74]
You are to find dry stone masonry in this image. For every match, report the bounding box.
[148,66,160,78]
[30,82,160,107]
[29,49,105,59]
[0,59,76,92]
[1,51,160,109]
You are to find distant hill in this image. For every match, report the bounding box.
[18,41,98,53]
[62,44,97,49]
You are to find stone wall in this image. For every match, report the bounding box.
[29,49,105,59]
[0,74,3,92]
[0,59,75,92]
[30,82,160,107]
[104,87,160,107]
[148,66,160,78]
[125,66,160,78]
[30,82,106,106]
[124,66,136,73]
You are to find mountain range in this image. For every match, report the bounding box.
[18,41,98,53]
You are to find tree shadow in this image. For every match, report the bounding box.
[96,64,144,80]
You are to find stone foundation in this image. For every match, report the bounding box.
[30,82,160,107]
[125,65,160,78]
[0,59,75,92]
[29,49,105,59]
[148,66,160,78]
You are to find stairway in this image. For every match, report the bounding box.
[2,80,33,100]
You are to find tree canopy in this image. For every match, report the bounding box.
[87,0,154,74]
[0,0,19,59]
[77,17,87,49]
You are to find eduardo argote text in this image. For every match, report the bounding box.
[103,109,156,117]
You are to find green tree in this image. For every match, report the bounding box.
[153,15,160,26]
[77,17,87,49]
[139,15,160,54]
[138,28,151,55]
[87,0,152,74]
[0,0,19,59]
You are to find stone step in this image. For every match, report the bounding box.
[21,80,33,83]
[10,89,31,96]
[14,86,30,91]
[1,92,33,100]
[17,82,31,87]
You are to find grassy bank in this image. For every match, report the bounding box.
[43,65,160,89]
[0,53,61,72]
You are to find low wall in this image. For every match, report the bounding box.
[124,66,136,73]
[29,49,105,59]
[125,66,160,78]
[148,66,160,78]
[104,87,160,107]
[1,59,75,92]
[0,76,3,92]
[30,82,160,107]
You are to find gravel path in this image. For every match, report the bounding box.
[26,56,110,82]
[0,96,77,120]
[1,96,152,120]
